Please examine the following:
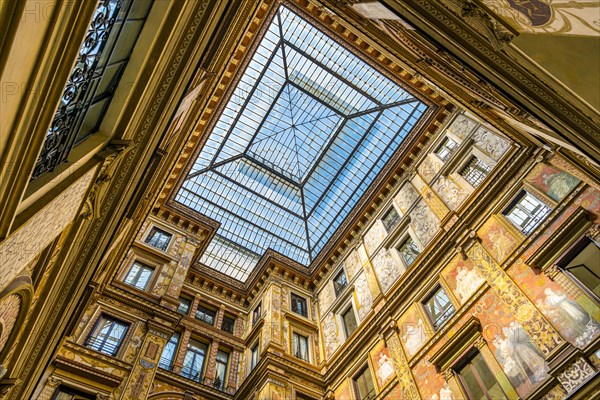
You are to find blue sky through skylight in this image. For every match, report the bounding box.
[176,5,427,281]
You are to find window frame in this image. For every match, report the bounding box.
[221,314,236,334]
[144,226,173,251]
[250,342,260,370]
[381,205,401,232]
[340,303,359,339]
[353,364,376,400]
[181,338,209,383]
[177,297,192,315]
[291,292,308,318]
[434,136,459,162]
[158,332,180,371]
[454,348,509,400]
[459,155,492,188]
[291,331,310,362]
[195,304,217,326]
[252,302,262,326]
[214,348,230,391]
[422,285,456,331]
[123,260,155,291]
[502,189,552,235]
[396,234,421,268]
[84,314,130,357]
[333,269,349,297]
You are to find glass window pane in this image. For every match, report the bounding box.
[398,236,420,267]
[458,363,486,400]
[342,307,357,337]
[471,353,507,399]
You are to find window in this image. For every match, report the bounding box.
[353,366,376,400]
[382,207,400,232]
[221,315,235,334]
[460,156,491,187]
[52,386,95,400]
[253,302,262,326]
[195,304,216,326]
[159,333,180,370]
[341,306,358,337]
[503,190,551,234]
[560,239,600,301]
[435,137,458,161]
[177,297,191,314]
[292,332,309,361]
[214,350,229,390]
[291,293,308,317]
[423,286,455,329]
[145,227,172,251]
[124,261,154,290]
[456,351,508,399]
[85,315,129,356]
[333,269,348,297]
[398,236,420,267]
[181,339,207,382]
[251,343,260,370]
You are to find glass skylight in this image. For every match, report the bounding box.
[176,5,427,281]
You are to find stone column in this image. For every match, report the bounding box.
[381,321,421,399]
[466,241,563,356]
[119,322,170,399]
[412,173,451,220]
[172,329,192,374]
[161,237,200,310]
[203,340,220,386]
[356,242,382,299]
[227,349,242,393]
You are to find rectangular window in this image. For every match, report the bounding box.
[398,236,420,267]
[251,343,260,370]
[342,306,358,337]
[423,286,455,329]
[124,261,154,290]
[158,333,180,370]
[177,297,191,314]
[214,350,229,390]
[560,239,600,301]
[253,302,262,326]
[382,207,400,232]
[221,315,236,334]
[353,366,376,400]
[291,293,308,317]
[145,227,172,251]
[195,305,216,326]
[460,156,491,187]
[181,339,207,382]
[503,190,551,234]
[292,332,309,361]
[435,137,458,161]
[457,351,508,399]
[333,269,348,297]
[85,315,129,356]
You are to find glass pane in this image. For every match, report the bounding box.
[458,363,486,400]
[343,307,357,336]
[399,237,420,266]
[382,207,400,231]
[471,353,507,399]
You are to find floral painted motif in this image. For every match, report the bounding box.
[410,200,439,246]
[395,182,420,214]
[447,114,478,139]
[472,126,510,160]
[372,248,403,294]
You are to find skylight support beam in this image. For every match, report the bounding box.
[208,41,285,167]
[282,40,382,107]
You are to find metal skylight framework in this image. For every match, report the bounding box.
[176,5,427,281]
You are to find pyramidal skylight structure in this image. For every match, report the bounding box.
[176,5,428,281]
